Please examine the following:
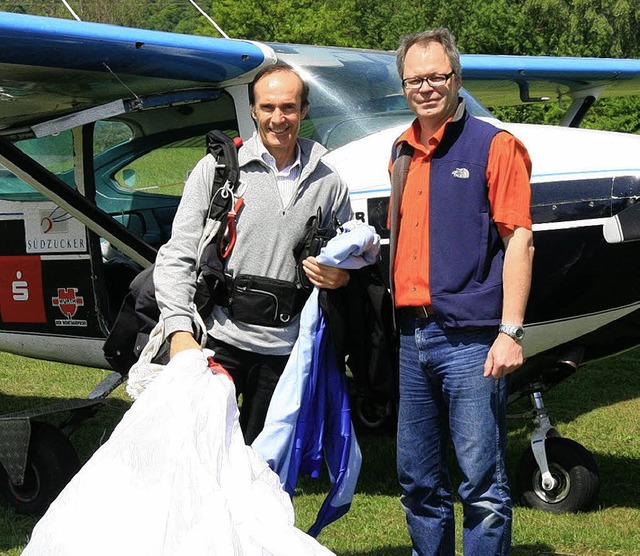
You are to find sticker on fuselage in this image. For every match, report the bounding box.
[51,287,87,327]
[0,255,47,323]
[24,204,87,254]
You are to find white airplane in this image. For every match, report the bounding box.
[0,11,639,517]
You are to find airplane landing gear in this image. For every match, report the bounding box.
[0,421,80,515]
[0,371,124,516]
[517,436,600,512]
[514,383,600,513]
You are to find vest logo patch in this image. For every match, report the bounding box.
[451,168,470,179]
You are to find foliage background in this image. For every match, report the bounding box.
[1,0,639,132]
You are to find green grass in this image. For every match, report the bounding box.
[113,146,204,197]
[1,348,639,555]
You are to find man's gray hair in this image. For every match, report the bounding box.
[396,28,462,79]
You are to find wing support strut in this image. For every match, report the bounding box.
[560,95,597,128]
[0,136,156,267]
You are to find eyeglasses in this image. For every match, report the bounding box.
[402,71,455,90]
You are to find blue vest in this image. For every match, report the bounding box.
[393,109,504,327]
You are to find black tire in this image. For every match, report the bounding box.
[352,395,396,434]
[0,421,81,516]
[516,437,600,513]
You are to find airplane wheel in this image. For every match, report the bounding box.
[352,395,395,434]
[516,437,600,513]
[0,421,81,516]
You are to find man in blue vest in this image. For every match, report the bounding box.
[388,28,534,555]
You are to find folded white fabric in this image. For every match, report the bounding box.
[22,349,334,556]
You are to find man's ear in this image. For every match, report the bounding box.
[301,105,309,120]
[250,107,257,120]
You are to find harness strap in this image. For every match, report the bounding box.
[220,196,245,259]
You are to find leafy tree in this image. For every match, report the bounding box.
[0,0,152,25]
[0,0,61,16]
[352,0,428,50]
[455,0,534,55]
[143,0,202,34]
[523,0,639,57]
[201,0,359,45]
[581,96,640,133]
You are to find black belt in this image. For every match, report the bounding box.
[400,305,436,318]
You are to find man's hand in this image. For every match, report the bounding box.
[301,256,350,289]
[169,331,201,359]
[483,333,524,379]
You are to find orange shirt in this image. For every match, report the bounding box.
[392,119,532,308]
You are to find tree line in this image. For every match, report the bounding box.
[2,0,639,131]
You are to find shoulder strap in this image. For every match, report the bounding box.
[388,140,413,291]
[390,140,413,202]
[205,130,242,221]
[391,140,413,174]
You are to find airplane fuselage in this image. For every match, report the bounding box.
[0,18,639,398]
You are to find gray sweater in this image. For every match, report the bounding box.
[154,132,353,355]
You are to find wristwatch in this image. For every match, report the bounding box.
[499,323,525,342]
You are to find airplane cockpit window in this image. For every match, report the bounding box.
[273,44,494,150]
[91,91,239,266]
[111,136,207,197]
[94,121,133,154]
[0,131,74,199]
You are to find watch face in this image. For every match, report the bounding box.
[500,324,524,341]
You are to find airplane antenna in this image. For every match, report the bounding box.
[60,0,82,21]
[102,63,142,105]
[188,0,230,39]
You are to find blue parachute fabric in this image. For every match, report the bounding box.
[306,312,360,537]
[252,220,379,536]
[283,311,326,493]
[280,306,362,536]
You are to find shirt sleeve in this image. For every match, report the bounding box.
[486,131,533,236]
[154,154,215,337]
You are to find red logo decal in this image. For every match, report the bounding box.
[52,288,85,319]
[0,256,46,323]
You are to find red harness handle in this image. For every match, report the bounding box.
[220,196,244,259]
[207,355,233,381]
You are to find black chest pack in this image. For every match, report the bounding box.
[226,205,339,329]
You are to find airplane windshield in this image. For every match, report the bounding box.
[272,44,493,150]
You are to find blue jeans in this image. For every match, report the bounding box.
[397,316,512,556]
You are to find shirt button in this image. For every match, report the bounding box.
[418,190,423,195]
[415,221,419,227]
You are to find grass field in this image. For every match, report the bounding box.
[1,347,639,555]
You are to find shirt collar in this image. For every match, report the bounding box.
[258,137,302,175]
[396,97,465,155]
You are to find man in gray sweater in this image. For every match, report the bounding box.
[154,64,353,443]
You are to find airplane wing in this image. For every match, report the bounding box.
[0,12,275,131]
[461,53,640,123]
[3,12,639,130]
